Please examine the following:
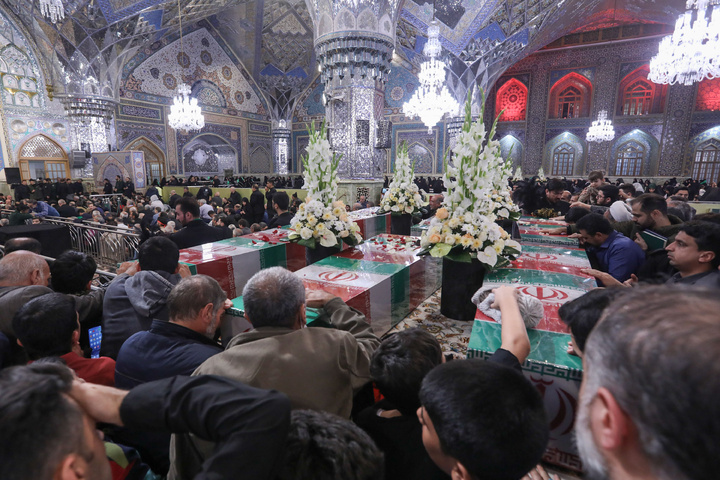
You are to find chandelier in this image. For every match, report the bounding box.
[39,0,64,23]
[649,0,720,85]
[586,110,615,142]
[403,20,460,134]
[168,83,205,131]
[168,0,204,131]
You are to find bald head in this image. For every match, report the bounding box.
[4,237,42,255]
[0,251,50,287]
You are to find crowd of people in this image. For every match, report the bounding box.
[509,170,720,288]
[0,170,718,480]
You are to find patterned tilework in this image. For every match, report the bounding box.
[695,78,720,112]
[117,121,166,152]
[658,83,695,176]
[502,37,697,177]
[383,64,420,109]
[121,28,265,115]
[176,122,242,175]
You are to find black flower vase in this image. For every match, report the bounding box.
[305,243,341,265]
[440,257,486,321]
[391,213,412,236]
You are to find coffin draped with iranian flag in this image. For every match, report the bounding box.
[221,234,440,338]
[468,242,596,473]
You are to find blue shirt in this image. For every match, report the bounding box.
[589,230,646,283]
[33,201,60,217]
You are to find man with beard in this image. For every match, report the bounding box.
[575,286,720,480]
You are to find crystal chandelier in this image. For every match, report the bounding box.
[168,83,205,131]
[39,0,64,23]
[403,20,460,134]
[168,0,204,131]
[586,110,615,142]
[649,0,720,85]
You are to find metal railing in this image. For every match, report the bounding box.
[41,216,141,267]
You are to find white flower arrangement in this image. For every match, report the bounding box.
[288,122,362,249]
[513,166,523,181]
[379,142,426,216]
[419,89,521,269]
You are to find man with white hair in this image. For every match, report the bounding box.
[174,266,380,478]
[194,266,380,417]
[576,285,720,480]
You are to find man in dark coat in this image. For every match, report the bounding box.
[265,180,277,218]
[250,183,265,224]
[168,190,182,209]
[196,185,213,201]
[168,197,229,250]
[123,177,135,198]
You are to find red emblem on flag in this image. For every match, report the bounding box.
[318,270,360,282]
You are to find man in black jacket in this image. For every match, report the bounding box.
[268,192,293,228]
[56,199,78,217]
[265,180,277,218]
[228,187,242,206]
[0,362,291,480]
[196,185,213,201]
[169,197,229,250]
[168,189,181,209]
[250,183,265,223]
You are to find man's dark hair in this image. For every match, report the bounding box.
[678,220,720,268]
[50,250,96,294]
[0,362,84,480]
[138,236,179,274]
[575,212,613,236]
[238,219,249,228]
[4,237,42,254]
[545,178,564,193]
[619,183,636,197]
[558,288,625,353]
[17,204,30,213]
[675,185,689,194]
[599,184,620,204]
[276,409,385,480]
[588,171,604,182]
[565,206,591,224]
[694,212,720,225]
[419,360,548,479]
[583,286,720,480]
[632,193,668,216]
[370,328,443,416]
[176,196,200,218]
[12,293,77,360]
[273,191,290,211]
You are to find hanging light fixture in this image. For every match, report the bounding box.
[168,0,205,132]
[586,110,615,142]
[39,0,65,23]
[403,7,460,134]
[649,0,720,85]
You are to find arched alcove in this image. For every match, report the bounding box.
[495,79,528,122]
[544,132,586,177]
[548,73,593,119]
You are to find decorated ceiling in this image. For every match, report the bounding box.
[2,0,685,119]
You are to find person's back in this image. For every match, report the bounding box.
[114,276,226,389]
[13,292,115,386]
[101,237,187,359]
[193,267,380,417]
[355,329,449,480]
